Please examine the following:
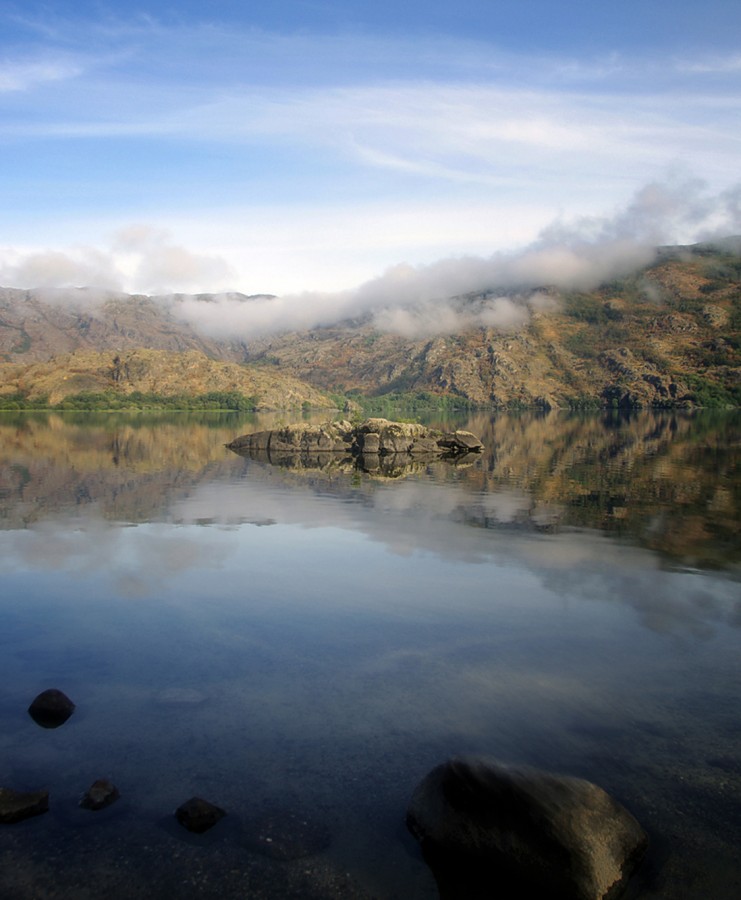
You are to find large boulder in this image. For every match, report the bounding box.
[407,756,648,900]
[439,430,485,452]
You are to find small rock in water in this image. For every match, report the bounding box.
[27,688,76,728]
[175,797,226,833]
[0,787,49,824]
[79,779,120,811]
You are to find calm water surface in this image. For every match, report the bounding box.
[0,409,739,899]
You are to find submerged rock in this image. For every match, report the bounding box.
[27,688,76,728]
[407,756,648,900]
[226,418,483,465]
[0,787,49,824]
[79,779,120,811]
[175,797,226,834]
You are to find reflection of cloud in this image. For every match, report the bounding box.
[2,517,230,599]
[2,458,734,640]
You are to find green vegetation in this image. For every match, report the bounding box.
[0,392,50,410]
[684,375,741,408]
[11,329,32,354]
[350,389,478,416]
[0,389,259,411]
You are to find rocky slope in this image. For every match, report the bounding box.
[244,244,741,408]
[0,242,739,408]
[0,348,330,409]
[0,288,258,361]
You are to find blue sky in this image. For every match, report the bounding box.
[1,0,740,302]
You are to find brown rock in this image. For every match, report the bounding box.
[407,756,648,900]
[0,787,49,824]
[79,779,120,811]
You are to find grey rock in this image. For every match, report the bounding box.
[358,431,380,453]
[407,756,648,900]
[0,787,49,824]
[438,430,485,452]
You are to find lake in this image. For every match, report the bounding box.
[0,409,739,899]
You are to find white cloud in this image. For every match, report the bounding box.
[0,58,83,92]
[0,227,235,296]
[2,14,740,314]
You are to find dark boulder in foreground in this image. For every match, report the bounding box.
[226,418,484,460]
[0,787,49,824]
[175,797,226,833]
[79,779,120,811]
[27,688,76,728]
[407,756,648,900]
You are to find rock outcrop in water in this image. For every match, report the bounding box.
[407,756,648,900]
[226,418,483,460]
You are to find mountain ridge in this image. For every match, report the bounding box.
[1,240,739,408]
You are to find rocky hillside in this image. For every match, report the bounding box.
[0,287,258,362]
[0,348,330,409]
[0,241,739,408]
[245,243,741,408]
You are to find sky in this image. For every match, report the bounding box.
[1,1,740,334]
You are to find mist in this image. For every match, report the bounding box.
[2,178,740,339]
[178,178,741,340]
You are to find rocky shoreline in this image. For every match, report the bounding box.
[3,689,649,899]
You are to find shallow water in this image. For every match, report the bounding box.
[0,409,739,898]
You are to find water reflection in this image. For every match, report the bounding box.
[1,408,738,568]
[0,408,739,899]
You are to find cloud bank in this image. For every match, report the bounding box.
[1,178,739,339]
[175,178,741,339]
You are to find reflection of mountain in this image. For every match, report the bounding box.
[0,410,738,568]
[462,410,740,568]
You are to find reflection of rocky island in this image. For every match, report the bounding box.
[225,418,484,477]
[0,410,737,568]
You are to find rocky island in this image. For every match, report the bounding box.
[226,418,484,464]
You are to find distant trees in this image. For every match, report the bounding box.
[0,390,259,411]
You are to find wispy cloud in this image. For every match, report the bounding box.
[1,10,740,301]
[0,56,84,92]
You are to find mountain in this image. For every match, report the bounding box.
[0,287,251,362]
[243,242,741,408]
[0,241,739,408]
[0,348,330,409]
